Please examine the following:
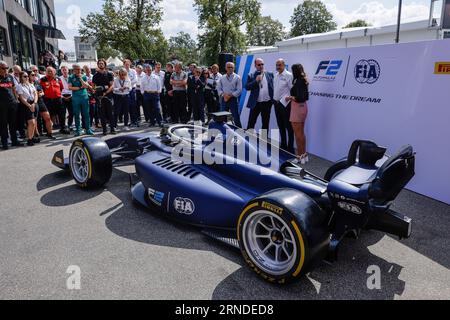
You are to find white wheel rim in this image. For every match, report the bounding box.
[70,146,89,183]
[242,210,298,276]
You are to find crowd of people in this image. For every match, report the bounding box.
[0,57,309,163]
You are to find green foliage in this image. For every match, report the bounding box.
[194,0,261,66]
[79,0,167,62]
[290,0,337,37]
[246,16,287,47]
[344,20,372,28]
[168,32,199,65]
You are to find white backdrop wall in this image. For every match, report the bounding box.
[236,39,450,205]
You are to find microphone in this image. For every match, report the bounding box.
[260,71,265,89]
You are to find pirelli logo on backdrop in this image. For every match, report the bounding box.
[434,62,450,74]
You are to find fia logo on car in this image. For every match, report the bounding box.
[174,197,195,215]
[354,59,381,84]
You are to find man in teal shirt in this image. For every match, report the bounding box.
[68,64,94,136]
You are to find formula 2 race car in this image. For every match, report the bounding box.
[51,112,415,284]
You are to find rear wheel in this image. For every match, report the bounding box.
[69,138,112,188]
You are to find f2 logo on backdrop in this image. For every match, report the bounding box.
[315,60,343,76]
[354,59,381,84]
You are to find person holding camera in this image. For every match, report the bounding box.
[92,59,115,135]
[68,64,94,137]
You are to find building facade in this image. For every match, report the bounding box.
[0,0,64,69]
[74,36,97,62]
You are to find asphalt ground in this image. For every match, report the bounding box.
[0,125,449,300]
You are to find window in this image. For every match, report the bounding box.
[29,0,39,21]
[79,44,92,51]
[40,1,50,26]
[15,0,26,9]
[1,0,4,11]
[0,27,9,57]
[8,15,35,69]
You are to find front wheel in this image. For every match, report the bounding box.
[237,189,330,284]
[69,138,112,188]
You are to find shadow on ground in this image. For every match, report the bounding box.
[36,162,428,299]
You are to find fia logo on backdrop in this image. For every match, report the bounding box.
[354,59,381,84]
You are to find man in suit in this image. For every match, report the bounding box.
[245,58,274,131]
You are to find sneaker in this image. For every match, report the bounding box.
[74,131,81,137]
[46,134,57,140]
[123,126,130,131]
[2,145,9,150]
[300,153,309,165]
[33,137,41,143]
[27,139,34,146]
[86,129,95,135]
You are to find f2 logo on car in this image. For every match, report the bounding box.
[315,60,343,75]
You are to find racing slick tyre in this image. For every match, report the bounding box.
[237,189,330,284]
[69,138,112,189]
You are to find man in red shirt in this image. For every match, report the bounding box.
[40,67,70,134]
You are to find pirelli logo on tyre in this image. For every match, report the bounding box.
[261,201,283,215]
[434,62,450,74]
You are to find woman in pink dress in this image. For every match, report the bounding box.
[286,64,309,164]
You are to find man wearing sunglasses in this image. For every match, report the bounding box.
[0,61,23,150]
[245,58,274,131]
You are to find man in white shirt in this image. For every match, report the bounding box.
[59,65,73,131]
[135,65,145,122]
[273,59,294,153]
[124,59,139,126]
[141,65,162,127]
[153,62,167,122]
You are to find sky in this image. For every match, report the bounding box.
[54,0,433,52]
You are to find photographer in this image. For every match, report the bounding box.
[68,64,94,136]
[92,59,115,135]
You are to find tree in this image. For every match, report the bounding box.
[246,16,287,47]
[344,20,371,28]
[289,0,337,37]
[168,32,199,64]
[79,0,167,62]
[194,0,261,66]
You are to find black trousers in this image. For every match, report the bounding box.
[98,95,115,131]
[44,97,67,130]
[165,92,174,122]
[274,101,295,153]
[114,94,129,126]
[204,89,219,120]
[247,101,272,130]
[136,90,145,121]
[0,102,19,146]
[63,97,73,127]
[173,90,187,124]
[160,91,168,121]
[16,102,26,138]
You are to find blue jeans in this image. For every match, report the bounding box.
[220,97,242,127]
[144,93,162,126]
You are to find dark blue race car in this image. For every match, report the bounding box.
[52,112,415,284]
